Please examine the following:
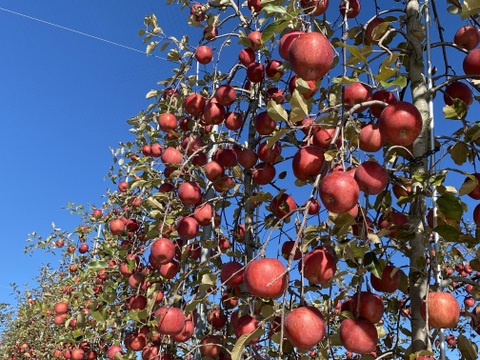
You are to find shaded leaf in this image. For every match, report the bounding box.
[364,252,382,279]
[458,334,478,360]
[267,100,288,122]
[231,327,264,360]
[448,142,469,165]
[434,224,460,242]
[461,0,480,19]
[436,193,463,220]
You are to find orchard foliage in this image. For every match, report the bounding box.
[3,0,480,359]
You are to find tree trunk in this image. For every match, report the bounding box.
[405,0,431,353]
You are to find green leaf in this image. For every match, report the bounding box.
[459,173,478,196]
[231,327,264,360]
[289,89,309,123]
[87,260,108,272]
[267,128,290,148]
[267,100,288,122]
[436,193,463,220]
[461,0,480,19]
[262,4,289,15]
[443,98,468,119]
[380,75,407,89]
[261,21,289,43]
[448,142,469,165]
[146,41,159,55]
[364,252,382,279]
[336,42,369,64]
[457,334,478,360]
[167,49,181,61]
[434,224,460,242]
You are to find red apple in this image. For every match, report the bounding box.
[270,193,297,219]
[284,306,326,351]
[110,219,126,236]
[289,75,317,99]
[343,82,372,113]
[155,307,185,335]
[420,292,460,328]
[463,48,480,75]
[171,317,195,342]
[299,0,328,15]
[247,31,262,50]
[378,101,423,147]
[203,24,218,40]
[464,173,480,199]
[238,47,256,66]
[319,171,360,213]
[244,258,288,299]
[214,147,238,167]
[207,307,227,329]
[257,140,282,163]
[150,238,176,266]
[236,147,258,168]
[195,45,213,64]
[161,147,183,165]
[193,203,213,226]
[301,246,337,284]
[178,181,202,205]
[354,160,388,195]
[443,81,473,106]
[454,25,480,50]
[159,259,180,279]
[377,210,409,238]
[214,85,237,106]
[365,17,388,43]
[339,318,378,354]
[203,99,226,125]
[350,291,384,323]
[473,203,480,225]
[184,93,206,116]
[247,62,264,83]
[54,301,68,315]
[107,346,124,360]
[255,111,276,135]
[247,0,261,12]
[312,127,339,149]
[235,315,261,343]
[339,0,361,18]
[158,112,177,132]
[205,160,225,181]
[289,31,334,81]
[370,265,400,293]
[176,217,199,240]
[292,145,325,182]
[225,111,243,130]
[266,59,284,79]
[358,123,385,152]
[281,240,302,260]
[220,261,244,286]
[370,90,397,118]
[279,30,304,60]
[200,335,223,358]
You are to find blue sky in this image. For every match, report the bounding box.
[0,1,196,304]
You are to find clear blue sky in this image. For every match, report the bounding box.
[0,1,195,305]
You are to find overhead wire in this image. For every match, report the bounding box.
[0,6,167,60]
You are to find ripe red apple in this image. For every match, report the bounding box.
[171,317,195,342]
[203,24,218,40]
[118,181,128,192]
[443,81,473,106]
[190,3,205,22]
[247,62,264,83]
[371,265,400,293]
[289,31,333,81]
[110,219,126,236]
[339,318,378,354]
[203,99,226,125]
[235,315,261,343]
[343,82,372,113]
[463,48,480,75]
[200,335,223,358]
[193,203,213,226]
[266,59,284,80]
[378,101,423,147]
[150,238,175,266]
[247,31,262,50]
[370,90,397,118]
[454,25,480,50]
[319,171,360,213]
[155,307,185,335]
[214,85,236,106]
[176,217,199,240]
[205,160,225,181]
[358,123,384,152]
[54,301,68,315]
[236,147,258,168]
[221,261,244,286]
[178,181,202,205]
[299,0,328,15]
[312,127,340,149]
[292,145,325,182]
[207,307,227,329]
[473,203,480,225]
[420,292,460,328]
[78,243,89,254]
[284,306,326,351]
[124,332,147,352]
[279,30,304,60]
[350,291,384,323]
[195,45,213,64]
[225,111,243,130]
[247,0,261,12]
[255,112,276,135]
[159,259,180,279]
[238,47,256,66]
[107,345,124,360]
[158,112,177,132]
[214,147,238,167]
[161,147,183,165]
[184,93,206,116]
[257,140,281,163]
[281,240,302,260]
[377,210,409,238]
[301,246,337,284]
[354,160,388,195]
[244,258,288,299]
[270,193,297,219]
[339,0,361,18]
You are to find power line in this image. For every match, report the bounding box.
[0,6,166,60]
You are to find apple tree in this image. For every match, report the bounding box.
[2,0,480,359]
